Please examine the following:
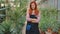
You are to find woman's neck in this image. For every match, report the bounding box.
[32,10,35,15]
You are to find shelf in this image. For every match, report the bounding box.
[0,14,5,17]
[0,8,6,11]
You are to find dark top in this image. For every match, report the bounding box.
[30,15,37,19]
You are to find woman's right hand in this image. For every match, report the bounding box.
[31,19,36,22]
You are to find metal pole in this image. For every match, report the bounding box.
[57,0,58,22]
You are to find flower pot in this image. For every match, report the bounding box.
[40,31,45,34]
[52,32,58,34]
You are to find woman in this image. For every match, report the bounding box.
[26,1,40,34]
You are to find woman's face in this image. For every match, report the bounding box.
[31,3,36,10]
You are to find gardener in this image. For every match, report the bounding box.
[26,1,40,34]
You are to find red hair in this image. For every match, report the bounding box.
[29,1,39,15]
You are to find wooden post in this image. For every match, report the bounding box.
[5,0,9,21]
[22,21,27,34]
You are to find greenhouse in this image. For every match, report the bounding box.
[0,0,60,34]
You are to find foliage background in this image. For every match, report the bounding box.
[0,0,60,34]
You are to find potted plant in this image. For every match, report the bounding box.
[39,8,58,34]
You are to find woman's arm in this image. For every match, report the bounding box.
[26,8,31,21]
[35,11,41,22]
[31,11,41,23]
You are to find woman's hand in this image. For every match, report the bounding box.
[31,19,36,22]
